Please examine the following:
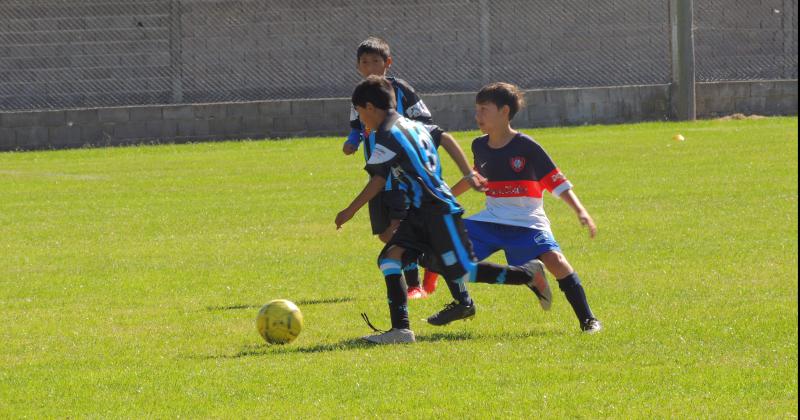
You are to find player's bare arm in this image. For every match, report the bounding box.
[439,133,488,192]
[559,189,597,238]
[335,175,387,229]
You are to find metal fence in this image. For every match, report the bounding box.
[0,0,797,111]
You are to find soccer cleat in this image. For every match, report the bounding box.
[581,318,603,334]
[522,259,552,311]
[407,286,428,300]
[361,328,416,344]
[422,270,439,295]
[426,301,476,326]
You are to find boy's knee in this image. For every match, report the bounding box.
[379,245,405,262]
[540,251,571,271]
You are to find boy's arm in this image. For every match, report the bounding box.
[439,133,487,192]
[558,188,597,238]
[343,106,363,155]
[335,175,386,229]
[450,177,476,197]
[343,129,363,155]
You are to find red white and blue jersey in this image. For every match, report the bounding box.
[467,132,572,231]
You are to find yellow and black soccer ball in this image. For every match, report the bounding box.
[256,299,303,344]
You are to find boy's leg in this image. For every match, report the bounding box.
[382,191,423,293]
[401,249,424,298]
[425,214,543,325]
[379,246,410,330]
[422,219,500,295]
[362,244,416,344]
[538,251,601,333]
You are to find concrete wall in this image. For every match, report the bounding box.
[2,80,796,152]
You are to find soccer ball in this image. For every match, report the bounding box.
[256,299,303,344]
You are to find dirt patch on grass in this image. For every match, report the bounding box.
[715,113,767,121]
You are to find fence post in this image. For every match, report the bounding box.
[479,0,490,85]
[670,0,696,121]
[169,0,184,104]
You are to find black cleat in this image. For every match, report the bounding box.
[581,318,603,334]
[426,301,476,326]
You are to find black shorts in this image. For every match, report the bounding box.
[368,189,408,235]
[381,209,477,280]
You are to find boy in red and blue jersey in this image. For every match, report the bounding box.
[450,83,602,333]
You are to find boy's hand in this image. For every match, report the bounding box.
[335,207,356,229]
[378,220,401,243]
[466,172,489,192]
[578,210,597,238]
[342,143,358,155]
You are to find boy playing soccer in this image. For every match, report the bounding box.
[335,76,549,344]
[449,82,602,333]
[342,37,463,298]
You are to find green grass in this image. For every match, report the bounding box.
[1,117,797,418]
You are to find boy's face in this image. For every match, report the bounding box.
[357,53,392,78]
[475,102,509,133]
[355,103,385,131]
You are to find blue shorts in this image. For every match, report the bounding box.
[463,219,561,266]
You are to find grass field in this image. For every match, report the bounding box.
[0,117,797,418]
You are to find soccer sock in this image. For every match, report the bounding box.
[379,258,410,330]
[472,262,531,285]
[402,263,420,288]
[443,275,473,307]
[557,272,595,322]
[422,270,439,292]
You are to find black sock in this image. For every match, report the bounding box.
[402,263,420,288]
[558,272,595,323]
[443,276,473,306]
[379,258,409,330]
[400,251,420,288]
[472,262,530,285]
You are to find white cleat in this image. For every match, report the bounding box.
[361,328,416,344]
[522,259,552,311]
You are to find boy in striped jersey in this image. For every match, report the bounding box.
[335,76,549,344]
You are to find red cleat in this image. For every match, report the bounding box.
[407,287,428,300]
[422,270,439,295]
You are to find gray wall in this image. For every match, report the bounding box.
[3,0,796,112]
[1,80,796,152]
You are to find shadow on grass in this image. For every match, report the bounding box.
[198,331,477,359]
[205,296,355,312]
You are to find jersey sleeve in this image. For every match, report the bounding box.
[364,132,402,179]
[529,142,573,197]
[396,79,433,124]
[345,106,364,148]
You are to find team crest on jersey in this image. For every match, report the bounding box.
[509,156,526,173]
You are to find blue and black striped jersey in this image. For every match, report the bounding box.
[364,111,462,215]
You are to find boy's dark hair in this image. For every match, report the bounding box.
[352,75,397,111]
[357,37,391,61]
[476,82,526,120]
